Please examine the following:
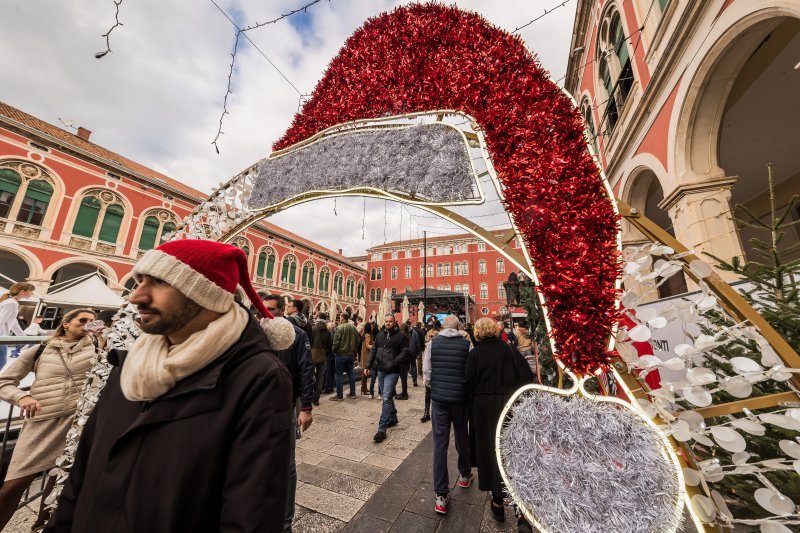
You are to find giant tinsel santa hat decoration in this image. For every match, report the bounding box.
[132,239,295,350]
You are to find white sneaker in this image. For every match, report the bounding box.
[435,494,449,515]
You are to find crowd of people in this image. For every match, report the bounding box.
[0,239,539,532]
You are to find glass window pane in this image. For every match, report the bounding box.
[138,216,160,250]
[0,169,21,194]
[98,204,124,243]
[257,252,267,277]
[160,222,176,244]
[17,197,48,225]
[266,254,275,279]
[72,196,102,237]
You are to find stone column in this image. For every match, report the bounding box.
[659,177,744,283]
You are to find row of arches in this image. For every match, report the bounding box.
[229,239,364,299]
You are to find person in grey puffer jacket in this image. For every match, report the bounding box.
[422,315,474,515]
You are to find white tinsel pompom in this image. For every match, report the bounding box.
[261,317,295,351]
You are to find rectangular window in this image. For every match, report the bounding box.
[498,283,506,299]
[391,251,398,259]
[404,249,412,258]
[16,197,47,226]
[480,285,488,299]
[479,260,486,274]
[405,266,411,278]
[477,242,485,251]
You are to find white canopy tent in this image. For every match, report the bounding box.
[43,273,124,310]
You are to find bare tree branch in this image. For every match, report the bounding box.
[95,0,124,59]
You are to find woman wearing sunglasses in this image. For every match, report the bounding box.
[0,308,99,530]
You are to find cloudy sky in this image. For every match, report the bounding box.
[1,0,577,256]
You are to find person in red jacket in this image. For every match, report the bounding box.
[46,240,296,533]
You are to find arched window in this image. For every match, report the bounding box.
[281,255,297,285]
[462,283,469,294]
[496,259,505,273]
[0,163,56,227]
[480,283,488,299]
[256,248,277,280]
[138,210,179,251]
[597,8,635,134]
[318,269,331,292]
[454,262,462,276]
[443,262,450,276]
[461,261,468,274]
[334,273,344,295]
[370,268,376,280]
[346,277,355,298]
[405,265,411,278]
[498,283,507,299]
[581,99,600,156]
[301,262,316,289]
[405,286,412,292]
[370,288,376,302]
[437,263,443,276]
[377,268,383,280]
[391,266,398,279]
[478,260,487,274]
[427,264,434,277]
[376,288,382,301]
[420,264,425,278]
[72,189,126,243]
[357,282,364,299]
[391,288,397,297]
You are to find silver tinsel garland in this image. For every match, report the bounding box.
[500,390,682,533]
[47,306,141,508]
[250,123,477,209]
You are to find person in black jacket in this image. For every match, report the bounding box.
[364,314,409,443]
[46,239,296,533]
[261,294,314,532]
[465,317,533,523]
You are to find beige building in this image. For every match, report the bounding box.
[565,0,800,296]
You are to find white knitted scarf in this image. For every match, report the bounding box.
[121,304,249,401]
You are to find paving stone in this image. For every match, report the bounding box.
[388,510,439,532]
[297,463,336,486]
[362,452,403,470]
[296,483,365,522]
[404,481,444,521]
[448,477,488,507]
[293,505,312,525]
[435,499,486,533]
[341,512,392,533]
[328,444,371,462]
[478,500,516,533]
[320,472,380,501]
[319,455,393,484]
[293,510,347,533]
[296,447,329,466]
[298,437,337,452]
[359,477,417,523]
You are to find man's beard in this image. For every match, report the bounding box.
[138,298,203,335]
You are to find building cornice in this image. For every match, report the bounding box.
[657,176,737,212]
[0,116,203,205]
[565,0,593,94]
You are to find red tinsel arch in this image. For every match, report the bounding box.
[275,4,620,375]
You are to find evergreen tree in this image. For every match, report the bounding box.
[700,164,800,520]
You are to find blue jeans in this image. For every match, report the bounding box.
[334,355,356,398]
[431,400,471,496]
[369,368,379,396]
[323,352,335,391]
[377,372,400,432]
[0,345,6,369]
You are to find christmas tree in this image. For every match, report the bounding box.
[700,164,800,519]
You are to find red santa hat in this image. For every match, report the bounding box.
[133,239,295,350]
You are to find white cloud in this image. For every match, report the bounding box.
[1,0,577,256]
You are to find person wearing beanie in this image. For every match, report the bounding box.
[47,240,296,533]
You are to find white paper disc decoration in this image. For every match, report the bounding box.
[499,390,682,533]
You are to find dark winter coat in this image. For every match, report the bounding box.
[45,316,295,533]
[429,333,471,404]
[288,313,313,344]
[311,319,333,364]
[275,325,315,411]
[367,326,409,374]
[465,336,532,492]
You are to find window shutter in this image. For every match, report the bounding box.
[138,216,160,250]
[257,252,267,277]
[98,204,124,243]
[73,196,102,237]
[266,254,275,279]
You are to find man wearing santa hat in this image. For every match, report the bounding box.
[46,240,297,533]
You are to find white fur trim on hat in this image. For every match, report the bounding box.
[260,317,295,351]
[133,249,233,313]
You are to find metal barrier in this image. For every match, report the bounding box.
[0,336,50,508]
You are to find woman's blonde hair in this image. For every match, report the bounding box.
[0,282,35,303]
[51,308,96,340]
[473,317,499,342]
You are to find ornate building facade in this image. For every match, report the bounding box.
[364,231,525,320]
[0,101,366,316]
[565,0,800,296]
